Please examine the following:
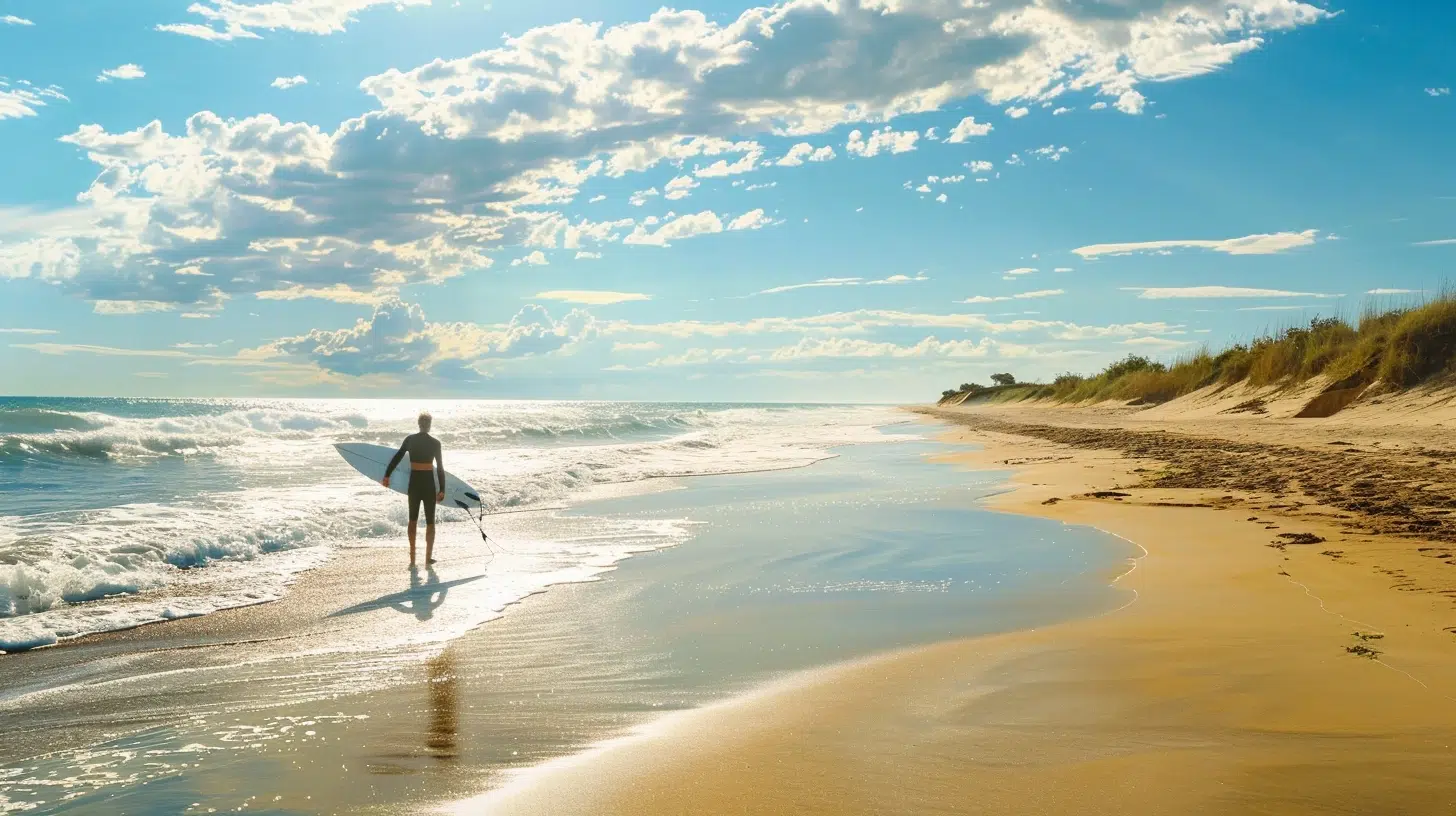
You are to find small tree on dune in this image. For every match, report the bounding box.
[990,372,1016,386]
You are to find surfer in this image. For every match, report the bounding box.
[382,412,446,566]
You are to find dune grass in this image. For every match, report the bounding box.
[940,295,1456,406]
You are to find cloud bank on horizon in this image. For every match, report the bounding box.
[1,0,1451,399]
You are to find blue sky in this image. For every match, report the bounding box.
[1,0,1452,401]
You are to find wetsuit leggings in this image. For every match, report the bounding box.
[408,470,438,526]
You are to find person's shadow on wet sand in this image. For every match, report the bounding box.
[328,567,483,622]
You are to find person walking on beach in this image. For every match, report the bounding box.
[382,412,446,566]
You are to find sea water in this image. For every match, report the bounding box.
[0,403,1137,814]
[0,398,892,652]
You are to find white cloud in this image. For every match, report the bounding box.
[756,277,863,295]
[696,150,762,178]
[534,290,649,305]
[768,336,998,361]
[1365,288,1416,295]
[1030,145,1070,161]
[159,0,429,40]
[965,160,994,174]
[1003,267,1037,278]
[511,250,549,267]
[945,117,992,143]
[271,297,598,376]
[7,0,1332,314]
[758,272,928,296]
[1090,101,1108,110]
[959,289,1064,303]
[1052,106,1072,115]
[1414,238,1456,246]
[869,272,928,286]
[660,175,698,201]
[935,193,948,203]
[2,14,34,25]
[846,128,919,158]
[255,284,392,305]
[629,188,660,207]
[97,64,146,83]
[613,340,662,352]
[728,209,774,231]
[1005,153,1024,166]
[1426,88,1451,97]
[1005,106,1030,119]
[271,75,308,90]
[1075,229,1319,258]
[0,327,57,335]
[624,211,725,246]
[575,250,603,260]
[1123,286,1339,299]
[588,195,606,203]
[776,142,835,167]
[1123,336,1189,348]
[1114,89,1147,114]
[1053,267,1074,273]
[0,82,67,121]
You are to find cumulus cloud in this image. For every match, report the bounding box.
[2,14,33,25]
[776,142,836,167]
[97,64,146,82]
[1122,286,1340,299]
[271,75,308,90]
[663,175,699,201]
[534,290,650,305]
[1426,88,1451,97]
[8,0,1331,313]
[1074,229,1320,258]
[846,128,919,158]
[511,250,549,267]
[1003,267,1037,278]
[945,117,993,143]
[159,0,429,40]
[271,296,597,376]
[965,160,994,174]
[1005,106,1030,119]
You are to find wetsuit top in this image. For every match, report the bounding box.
[385,432,445,492]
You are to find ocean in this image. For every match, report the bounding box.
[0,398,892,653]
[0,398,1135,814]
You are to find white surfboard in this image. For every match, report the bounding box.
[334,442,482,512]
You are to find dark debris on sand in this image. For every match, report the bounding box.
[924,410,1456,543]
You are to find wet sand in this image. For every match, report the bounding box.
[2,434,1134,814]
[468,400,1456,815]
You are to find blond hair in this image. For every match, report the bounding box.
[418,412,433,432]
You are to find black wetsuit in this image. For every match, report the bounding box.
[385,432,444,525]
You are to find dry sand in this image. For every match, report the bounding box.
[464,396,1456,815]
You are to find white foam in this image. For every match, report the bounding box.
[0,403,901,651]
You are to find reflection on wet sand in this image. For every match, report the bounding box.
[426,650,459,761]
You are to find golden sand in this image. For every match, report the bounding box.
[468,398,1456,815]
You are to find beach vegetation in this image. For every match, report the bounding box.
[938,294,1456,406]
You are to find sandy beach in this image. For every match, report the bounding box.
[472,392,1456,815]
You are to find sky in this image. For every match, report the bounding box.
[0,0,1452,402]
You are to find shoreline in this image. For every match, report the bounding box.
[467,405,1456,815]
[2,429,1135,814]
